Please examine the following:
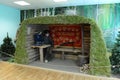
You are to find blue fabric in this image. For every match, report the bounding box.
[33,33,43,45]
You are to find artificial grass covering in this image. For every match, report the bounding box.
[15,15,111,76]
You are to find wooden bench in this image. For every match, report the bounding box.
[52,47,82,60]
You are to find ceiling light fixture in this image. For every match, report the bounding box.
[14,1,30,6]
[53,0,67,2]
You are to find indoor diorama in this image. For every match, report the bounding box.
[0,0,120,80]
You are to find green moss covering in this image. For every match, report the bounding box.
[15,15,111,76]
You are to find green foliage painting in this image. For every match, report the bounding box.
[76,4,120,50]
[15,15,111,76]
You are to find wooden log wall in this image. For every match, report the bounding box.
[82,24,90,56]
[26,34,39,63]
[26,24,49,63]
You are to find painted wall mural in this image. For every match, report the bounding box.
[20,3,120,51]
[76,4,120,50]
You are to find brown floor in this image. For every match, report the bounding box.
[0,61,119,80]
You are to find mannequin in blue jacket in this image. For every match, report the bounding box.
[33,32,44,45]
[43,30,54,63]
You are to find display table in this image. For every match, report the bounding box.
[31,45,51,62]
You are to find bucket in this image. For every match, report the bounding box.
[76,55,89,67]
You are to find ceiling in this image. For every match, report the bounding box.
[0,0,120,10]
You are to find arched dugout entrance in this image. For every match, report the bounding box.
[27,24,90,66]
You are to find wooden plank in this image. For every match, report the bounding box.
[0,61,119,80]
[52,48,81,53]
[81,26,84,55]
[31,45,51,48]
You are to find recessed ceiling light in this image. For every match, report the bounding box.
[14,1,30,6]
[53,0,67,2]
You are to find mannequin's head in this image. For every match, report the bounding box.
[43,30,50,37]
[45,33,49,36]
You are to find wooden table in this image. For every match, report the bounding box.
[32,45,51,62]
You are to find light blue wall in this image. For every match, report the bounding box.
[0,5,20,44]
